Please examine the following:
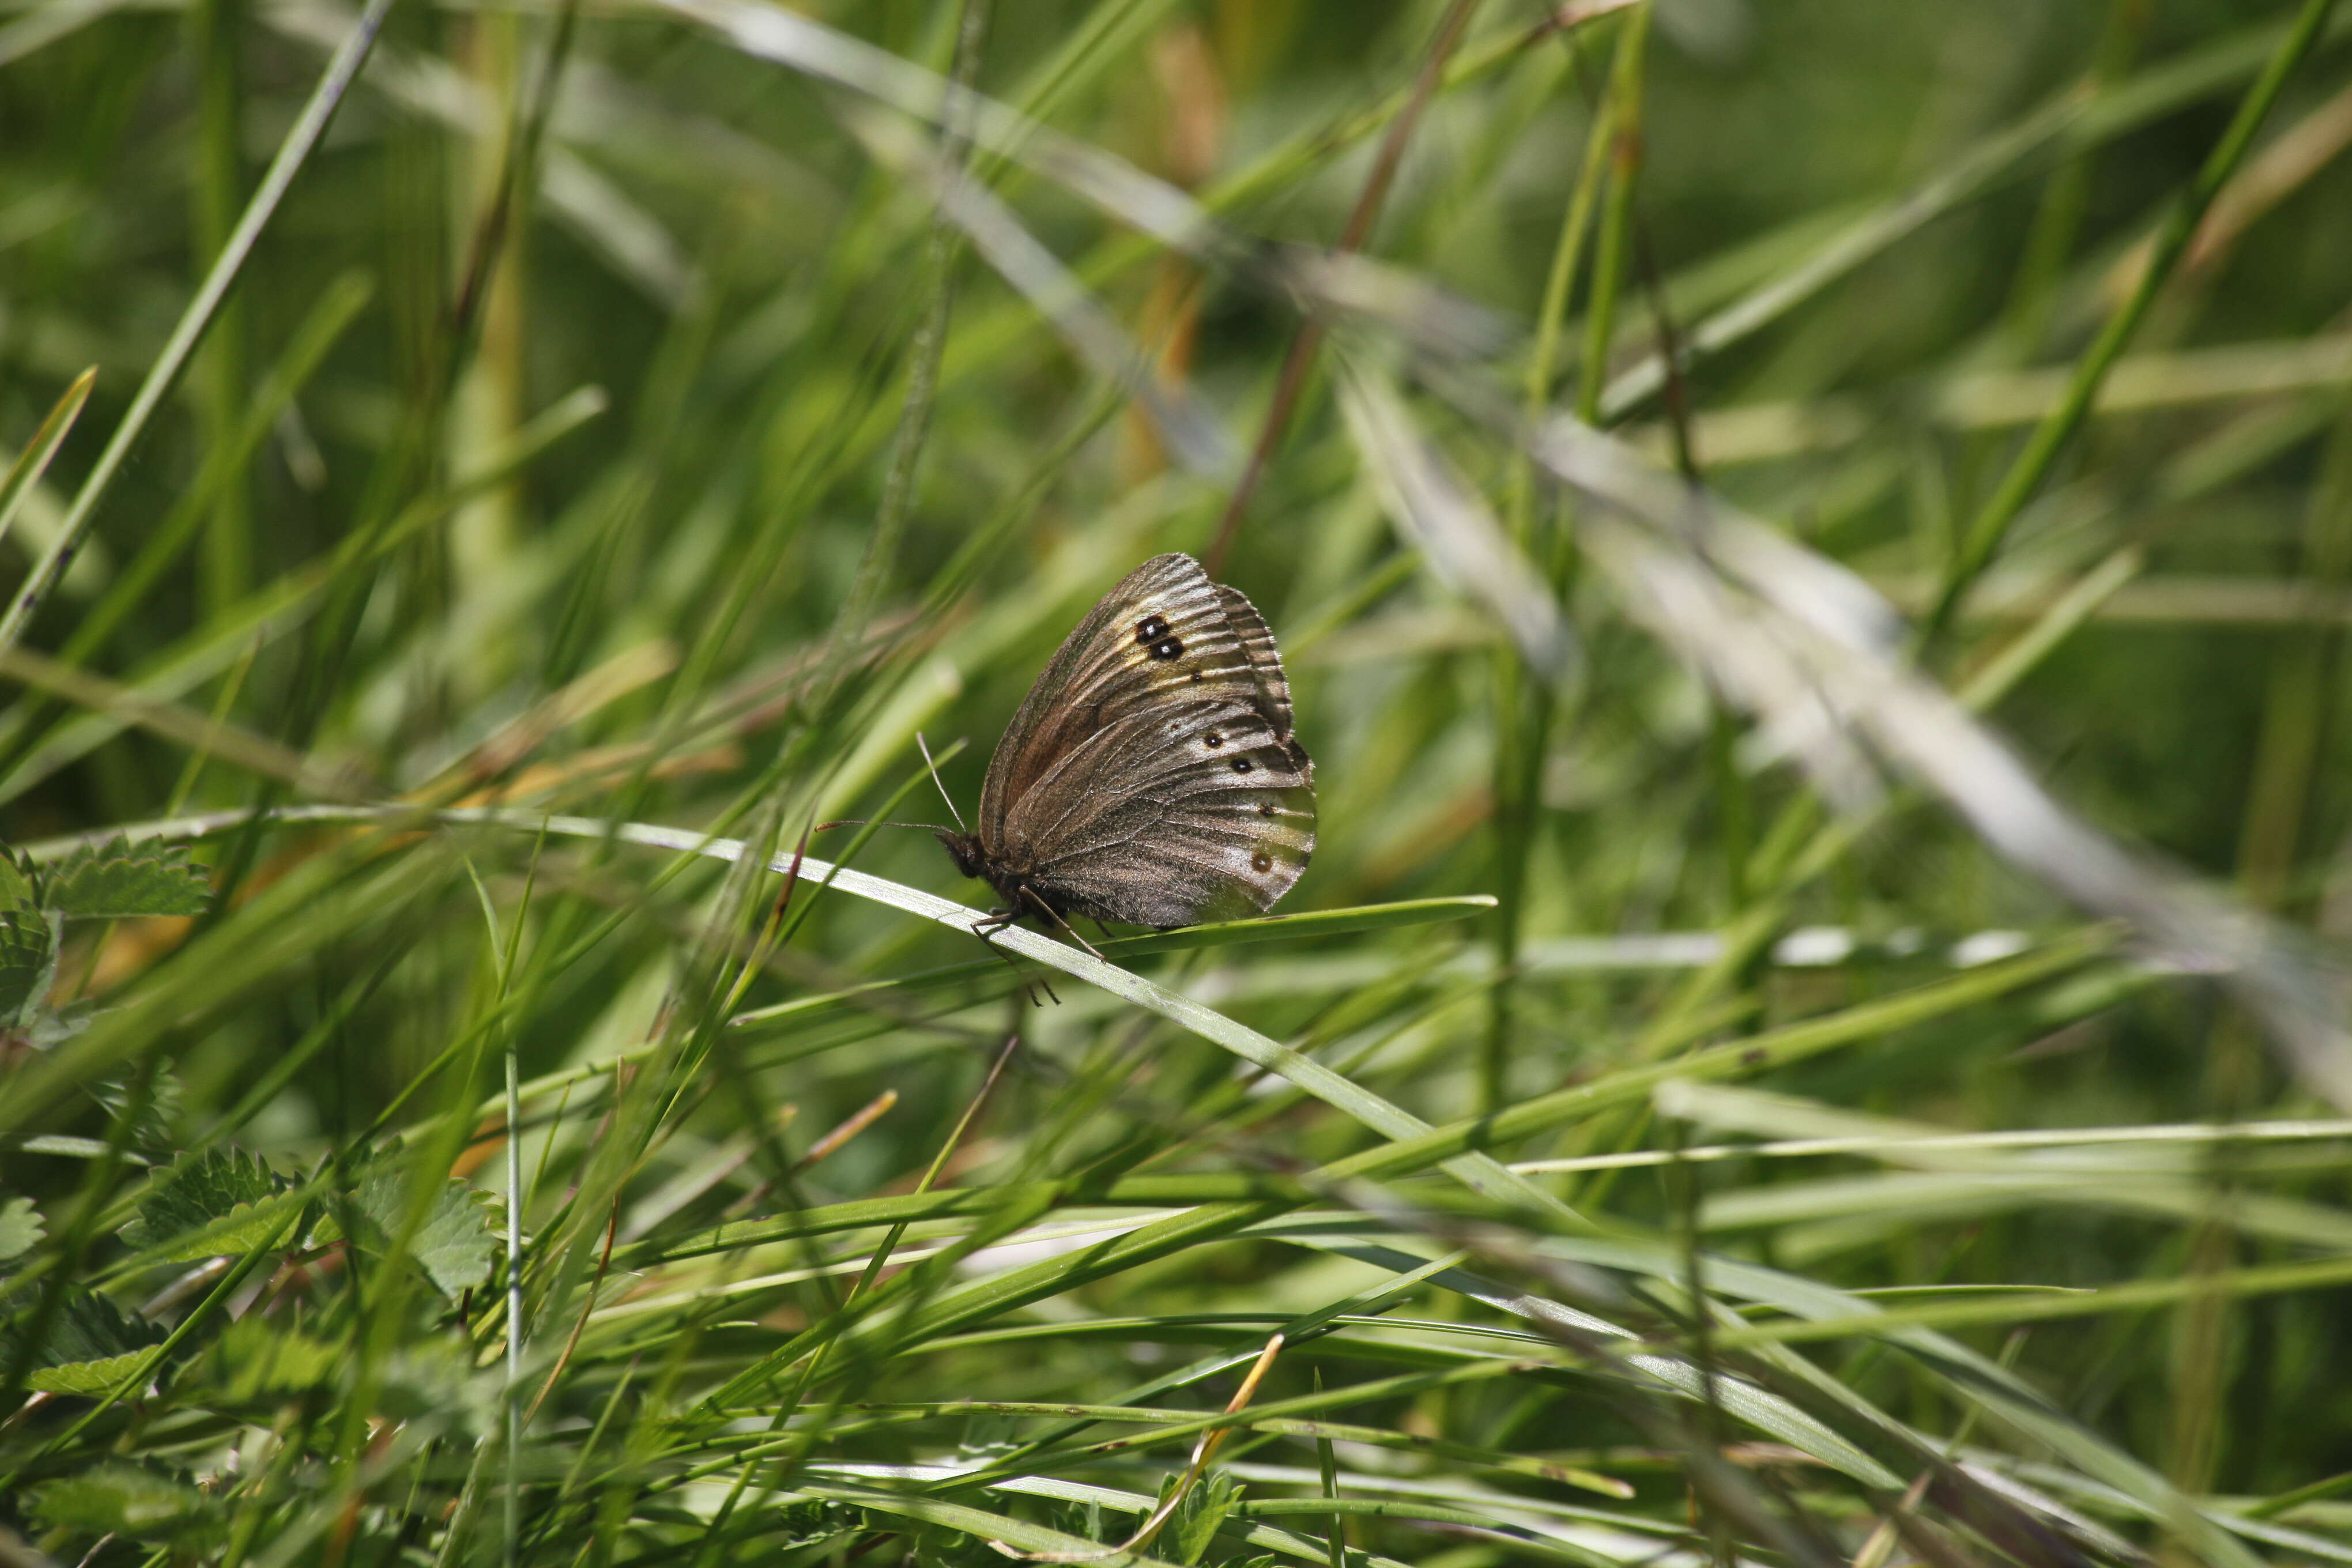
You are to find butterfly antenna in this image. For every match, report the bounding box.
[917,731,970,835]
[813,820,949,833]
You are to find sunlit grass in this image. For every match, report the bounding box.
[5,0,2352,1563]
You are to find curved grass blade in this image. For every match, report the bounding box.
[1097,896,1495,959]
[0,0,395,654]
[0,367,93,559]
[29,804,1581,1226]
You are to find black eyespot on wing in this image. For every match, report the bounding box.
[1203,730,1223,748]
[1251,851,1273,873]
[1189,670,1203,683]
[1231,757,1253,774]
[1135,613,1170,644]
[1150,636,1183,660]
[1257,802,1275,816]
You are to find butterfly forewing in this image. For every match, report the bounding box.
[977,556,1249,842]
[967,553,1316,929]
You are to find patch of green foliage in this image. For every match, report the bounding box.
[6,0,2352,1562]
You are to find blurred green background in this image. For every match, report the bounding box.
[6,0,2352,1560]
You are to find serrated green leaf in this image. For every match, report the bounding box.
[0,844,40,917]
[343,1167,499,1298]
[1168,1472,1241,1565]
[2,1286,167,1381]
[0,1196,41,1264]
[0,905,54,1022]
[43,835,212,919]
[29,1461,223,1547]
[24,996,100,1050]
[407,1183,499,1297]
[28,1345,163,1395]
[91,1065,183,1156]
[120,1146,301,1263]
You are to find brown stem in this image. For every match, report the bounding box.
[1203,0,1483,575]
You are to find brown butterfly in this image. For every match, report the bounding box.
[940,553,1315,931]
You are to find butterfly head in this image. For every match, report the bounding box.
[936,828,989,884]
[938,829,1065,924]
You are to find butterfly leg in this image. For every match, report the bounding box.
[973,909,1059,1007]
[1020,887,1109,963]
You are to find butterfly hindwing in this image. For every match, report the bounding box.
[1004,698,1314,926]
[1214,583,1295,738]
[968,553,1316,929]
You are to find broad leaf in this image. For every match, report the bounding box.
[401,1180,499,1298]
[0,844,40,917]
[1168,1471,1242,1565]
[121,1146,301,1262]
[43,836,212,919]
[29,1463,223,1548]
[28,1346,163,1396]
[319,1168,500,1298]
[0,1196,42,1264]
[2,1287,167,1386]
[91,1064,183,1156]
[0,905,53,1022]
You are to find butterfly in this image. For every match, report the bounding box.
[939,553,1316,932]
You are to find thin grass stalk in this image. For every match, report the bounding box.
[162,630,261,814]
[191,0,252,613]
[1203,0,1483,575]
[1928,0,2344,640]
[0,0,393,655]
[1676,519,2144,1045]
[451,7,531,624]
[838,0,989,667]
[1665,1120,1735,1568]
[0,369,95,557]
[504,1045,525,1563]
[1574,6,1646,429]
[698,1030,1019,1552]
[2156,405,2352,1540]
[332,946,504,1504]
[1993,0,2150,363]
[51,273,373,669]
[1314,1366,1345,1568]
[277,0,576,775]
[2237,407,2352,911]
[910,2,1618,433]
[1483,16,1620,1116]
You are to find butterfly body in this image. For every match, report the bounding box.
[944,553,1314,930]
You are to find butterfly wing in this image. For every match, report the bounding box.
[978,554,1253,842]
[1008,698,1314,926]
[975,553,1315,928]
[1214,583,1295,737]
